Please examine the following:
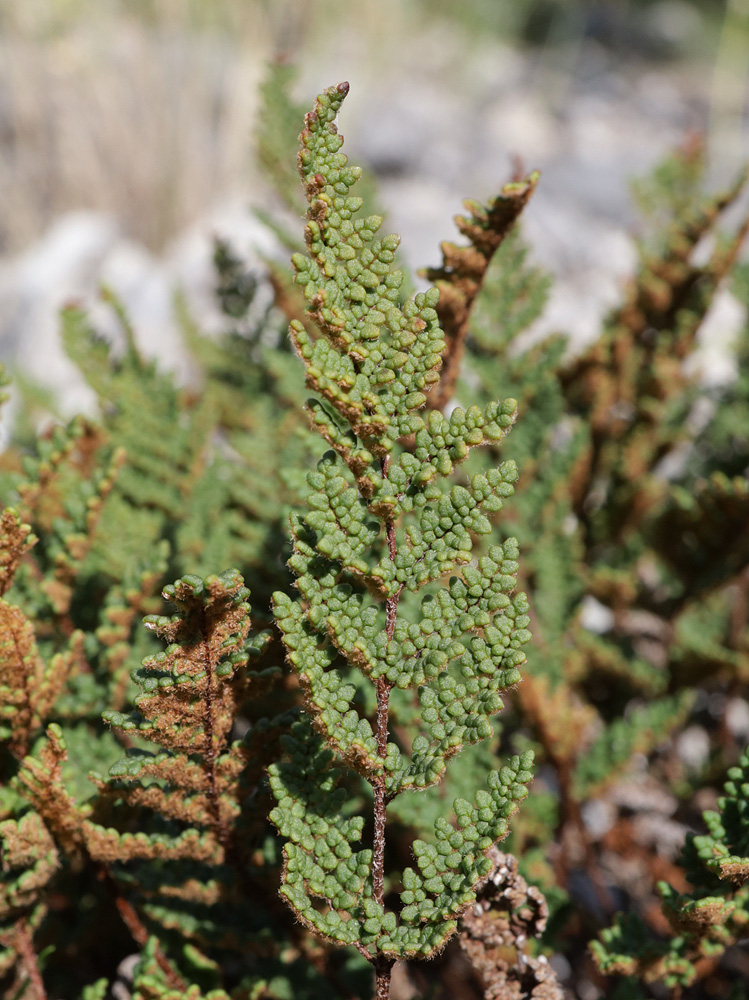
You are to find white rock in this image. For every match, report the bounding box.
[164,192,281,338]
[684,288,746,387]
[644,1,705,51]
[0,211,120,414]
[549,953,572,982]
[610,777,677,814]
[725,698,749,740]
[581,798,616,838]
[676,725,711,770]
[579,595,615,634]
[632,812,691,858]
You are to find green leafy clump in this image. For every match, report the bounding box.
[442,133,749,992]
[592,748,749,988]
[266,82,534,997]
[2,71,749,1000]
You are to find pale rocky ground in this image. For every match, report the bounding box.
[0,4,747,418]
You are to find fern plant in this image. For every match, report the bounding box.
[593,747,749,990]
[3,66,749,1000]
[92,570,280,992]
[266,81,534,999]
[447,136,749,992]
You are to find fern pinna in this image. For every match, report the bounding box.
[593,747,749,989]
[267,82,534,999]
[92,571,278,992]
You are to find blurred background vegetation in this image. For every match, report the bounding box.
[0,0,747,254]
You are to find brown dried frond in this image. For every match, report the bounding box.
[0,604,84,760]
[100,781,239,830]
[16,439,76,526]
[133,578,251,758]
[557,167,749,542]
[714,859,749,884]
[170,747,245,795]
[68,419,111,480]
[459,849,565,1000]
[0,811,56,874]
[15,418,106,526]
[41,446,124,617]
[0,600,46,759]
[140,877,226,906]
[620,165,748,344]
[424,172,539,412]
[267,258,310,329]
[101,573,256,857]
[3,920,48,1000]
[563,166,749,440]
[0,811,58,919]
[515,672,597,770]
[15,725,88,858]
[0,508,37,596]
[82,825,222,865]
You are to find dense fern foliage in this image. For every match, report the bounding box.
[1,72,749,1000]
[267,83,534,999]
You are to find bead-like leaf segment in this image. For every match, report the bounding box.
[289,81,445,461]
[270,83,533,967]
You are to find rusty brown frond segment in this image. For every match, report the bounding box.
[0,812,58,920]
[0,811,57,998]
[99,570,275,863]
[267,259,312,330]
[612,164,749,351]
[0,601,45,759]
[42,445,124,618]
[561,155,749,538]
[134,575,250,759]
[516,672,596,776]
[15,430,78,526]
[459,850,563,1000]
[74,571,280,982]
[9,724,188,990]
[15,725,89,858]
[0,599,83,760]
[10,417,124,625]
[1,920,49,1000]
[16,418,110,530]
[425,172,539,411]
[83,826,222,866]
[0,509,36,597]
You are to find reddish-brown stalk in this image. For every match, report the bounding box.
[16,923,47,1000]
[7,617,34,760]
[106,873,187,991]
[371,454,399,998]
[200,611,223,839]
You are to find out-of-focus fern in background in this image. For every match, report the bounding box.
[0,0,747,254]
